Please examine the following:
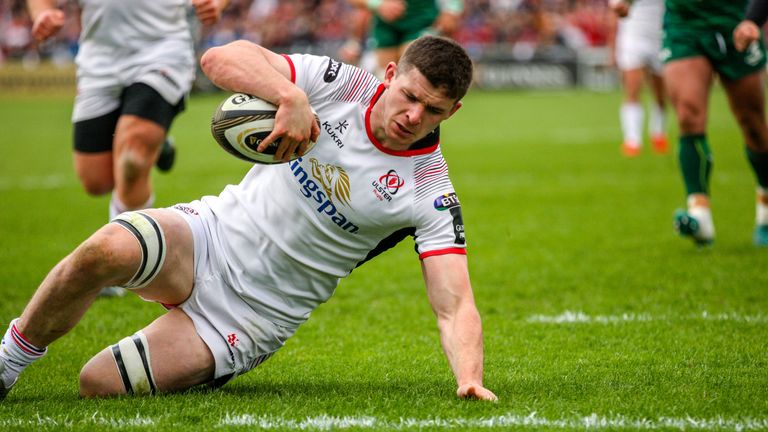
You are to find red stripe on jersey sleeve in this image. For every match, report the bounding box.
[282,54,296,83]
[419,248,467,260]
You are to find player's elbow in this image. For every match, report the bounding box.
[200,46,223,79]
[200,40,255,81]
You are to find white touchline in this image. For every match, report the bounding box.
[218,413,768,430]
[527,310,768,324]
[0,413,155,428]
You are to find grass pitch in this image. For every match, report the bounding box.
[0,86,766,431]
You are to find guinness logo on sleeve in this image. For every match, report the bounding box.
[324,59,342,83]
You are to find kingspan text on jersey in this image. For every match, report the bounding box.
[289,158,359,234]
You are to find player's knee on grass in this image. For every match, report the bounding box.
[79,348,129,397]
[80,332,157,397]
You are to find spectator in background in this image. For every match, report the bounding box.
[0,3,33,64]
[608,0,668,157]
[2,1,622,69]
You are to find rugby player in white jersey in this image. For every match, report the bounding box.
[0,36,498,402]
[609,0,668,157]
[27,0,229,296]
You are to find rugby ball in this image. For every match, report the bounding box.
[210,93,318,164]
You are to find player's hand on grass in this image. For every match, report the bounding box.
[733,20,760,52]
[32,9,65,42]
[260,89,320,162]
[457,383,498,402]
[192,0,224,26]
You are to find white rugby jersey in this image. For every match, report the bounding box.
[202,54,467,325]
[74,0,195,100]
[618,0,664,40]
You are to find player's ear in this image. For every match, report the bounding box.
[383,62,397,88]
[447,101,462,118]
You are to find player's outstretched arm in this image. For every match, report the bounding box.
[421,254,498,401]
[200,41,319,160]
[27,0,65,42]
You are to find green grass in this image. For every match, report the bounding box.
[0,87,767,431]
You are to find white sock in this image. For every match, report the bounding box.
[109,194,155,220]
[687,199,715,240]
[620,102,643,146]
[757,187,768,226]
[649,104,666,137]
[0,319,47,387]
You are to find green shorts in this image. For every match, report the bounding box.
[662,28,767,80]
[369,6,438,49]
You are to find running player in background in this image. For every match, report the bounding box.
[732,0,768,246]
[347,0,464,78]
[662,0,768,246]
[0,36,497,402]
[28,0,229,296]
[608,0,668,157]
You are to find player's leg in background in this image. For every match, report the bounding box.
[79,308,215,397]
[72,108,121,196]
[111,114,164,218]
[369,16,402,80]
[374,46,399,80]
[619,67,646,157]
[648,70,669,154]
[721,70,768,246]
[111,83,184,220]
[0,209,194,399]
[664,56,716,244]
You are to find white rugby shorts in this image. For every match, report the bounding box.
[72,39,194,123]
[171,201,297,381]
[615,26,663,73]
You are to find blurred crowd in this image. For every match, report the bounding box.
[0,0,613,66]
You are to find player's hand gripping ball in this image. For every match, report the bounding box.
[211,93,318,164]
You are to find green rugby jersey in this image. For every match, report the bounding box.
[664,0,748,32]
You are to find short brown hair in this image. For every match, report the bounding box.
[398,36,473,101]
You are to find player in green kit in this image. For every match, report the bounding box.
[348,0,463,78]
[662,0,768,246]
